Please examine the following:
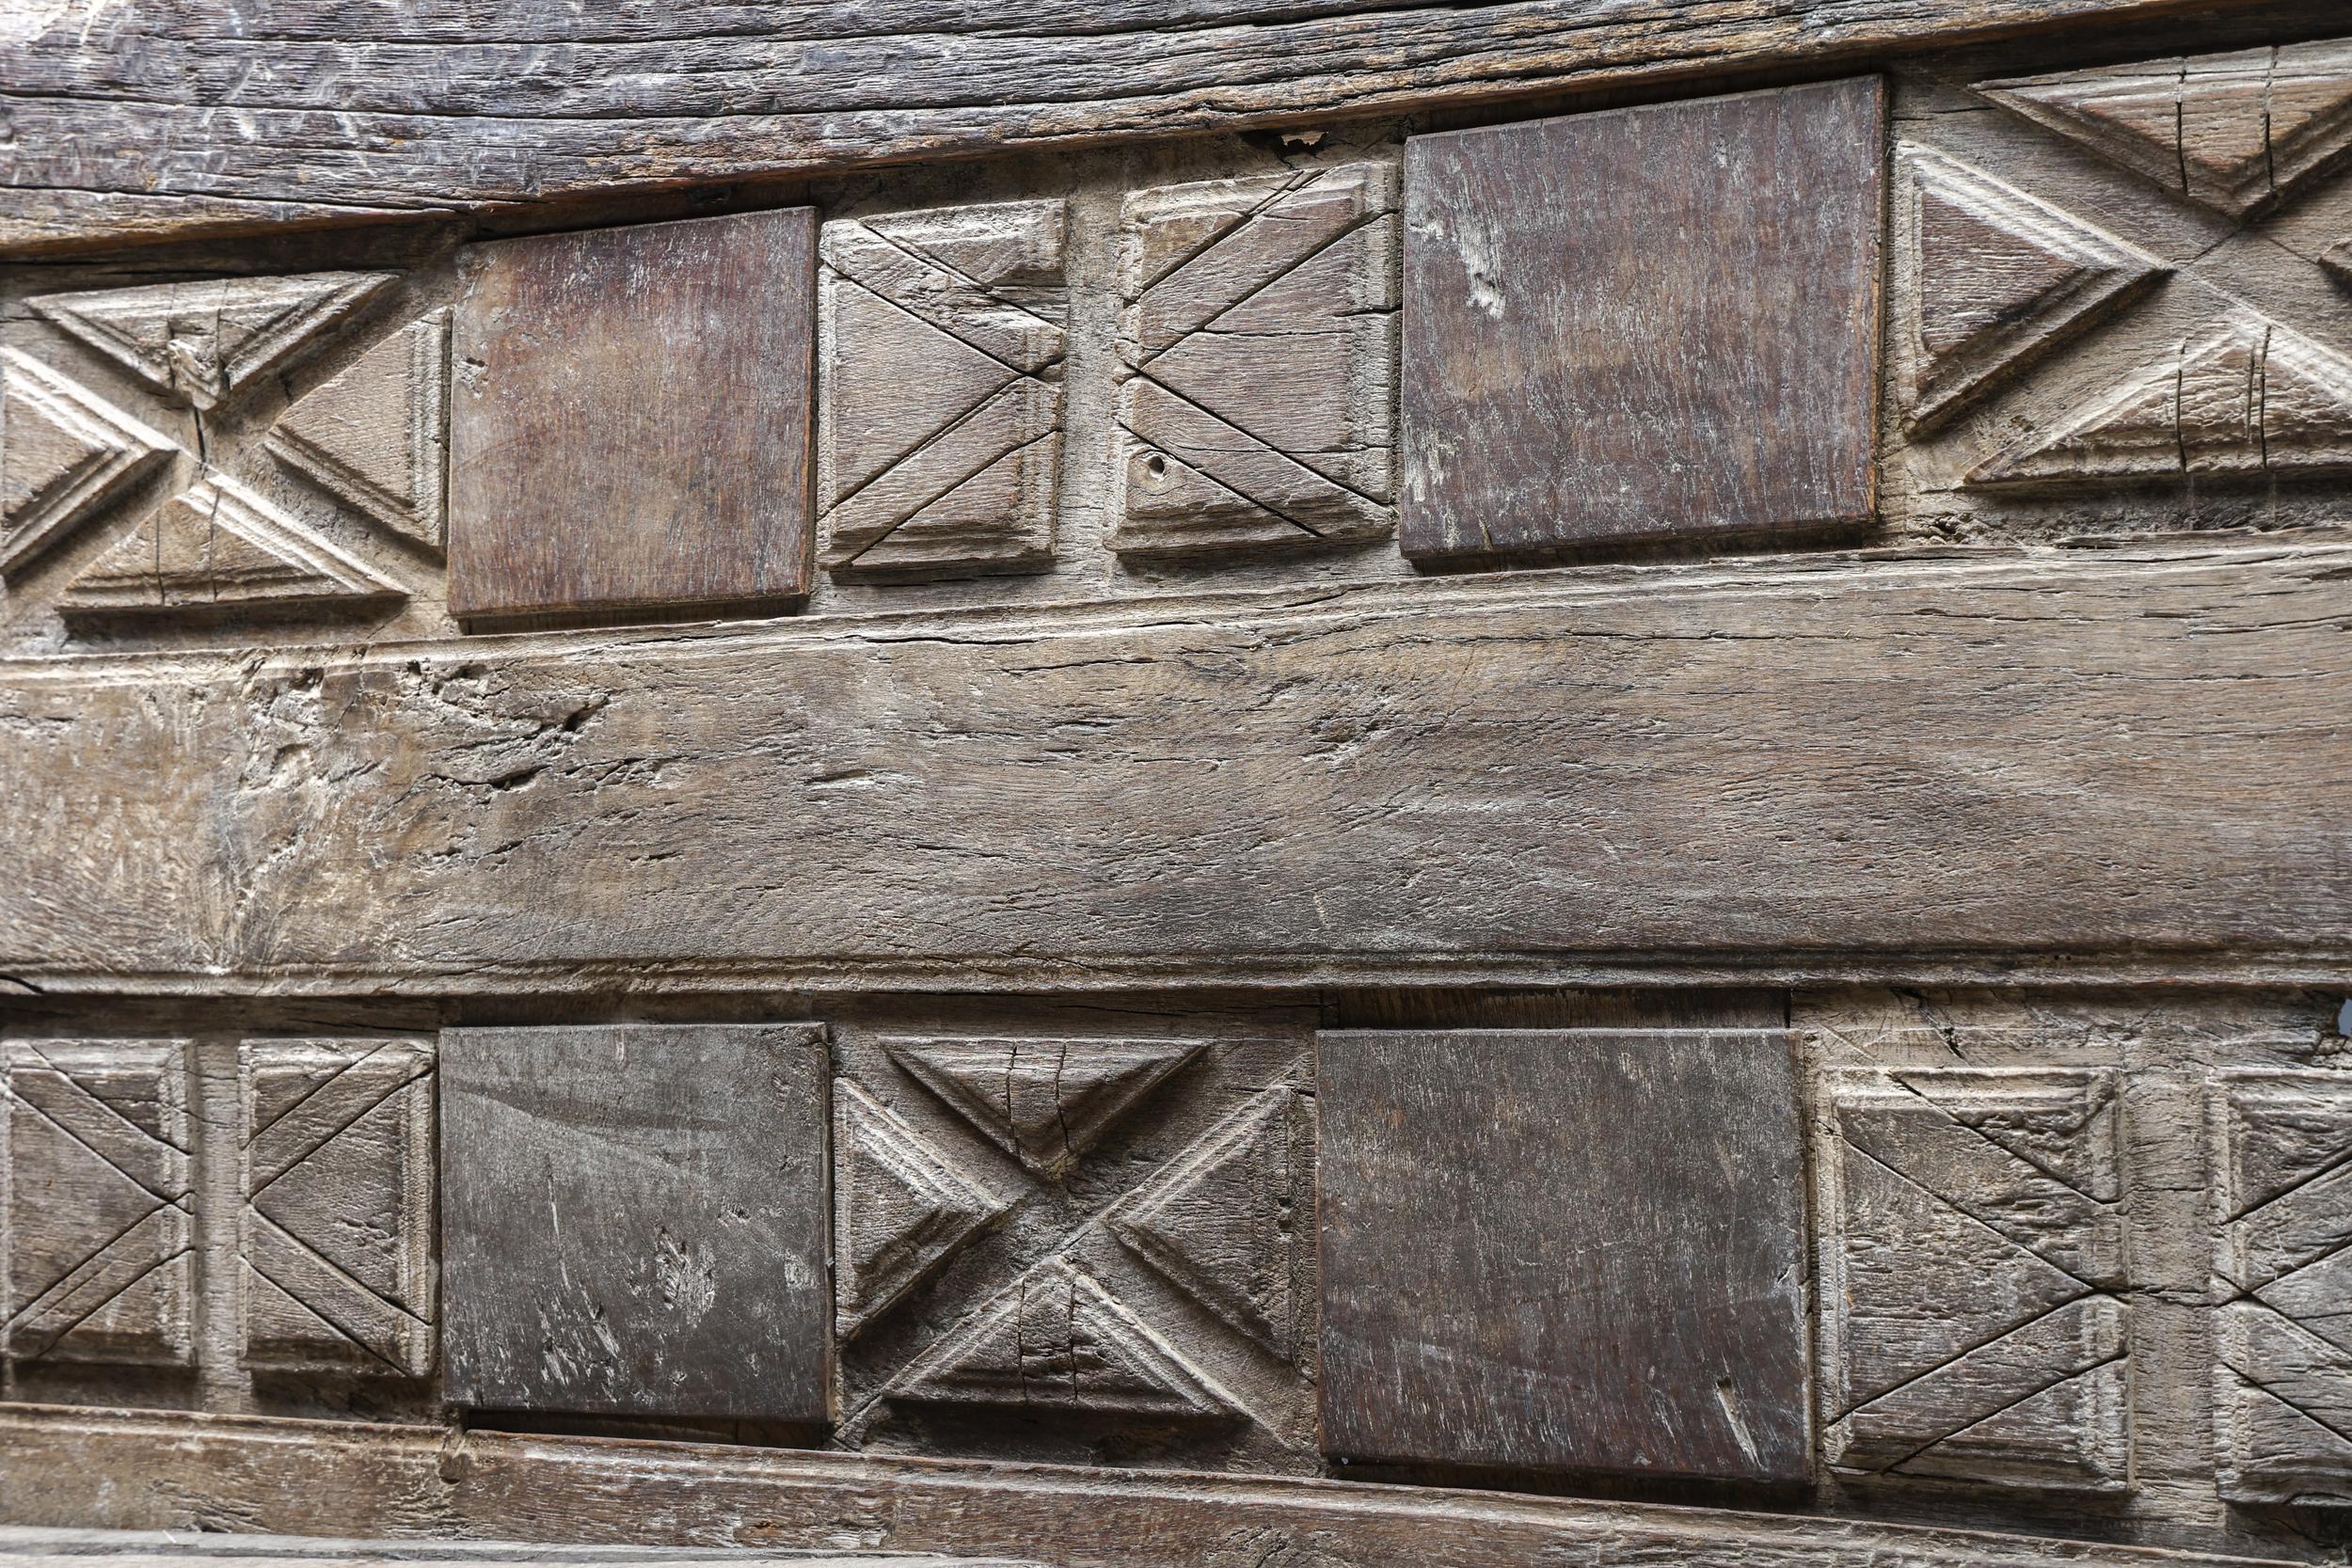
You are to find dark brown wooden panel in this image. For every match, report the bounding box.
[1317,1028,1810,1481]
[0,2,2310,256]
[0,542,2347,994]
[446,209,817,621]
[438,1022,832,1422]
[0,1403,2301,1568]
[1400,77,1884,561]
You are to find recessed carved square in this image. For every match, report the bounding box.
[2212,1070,2352,1505]
[832,1024,1313,1470]
[1820,1069,2130,1492]
[1111,164,1397,557]
[2,1040,193,1368]
[819,200,1067,578]
[238,1038,437,1377]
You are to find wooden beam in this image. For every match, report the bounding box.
[0,0,2307,255]
[0,1403,2306,1566]
[1,540,2346,996]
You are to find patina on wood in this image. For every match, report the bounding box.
[0,542,2344,995]
[0,1404,2315,1568]
[0,0,2313,255]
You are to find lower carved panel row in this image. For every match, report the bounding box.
[12,1025,2352,1511]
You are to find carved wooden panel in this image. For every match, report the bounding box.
[265,311,451,553]
[833,1023,1312,1469]
[1318,1029,1810,1482]
[1980,40,2352,219]
[819,200,1067,578]
[439,1023,831,1421]
[59,471,405,615]
[1400,78,1883,562]
[1819,1069,2130,1491]
[0,349,173,575]
[238,1039,435,1378]
[446,208,818,621]
[1111,165,1397,557]
[2,1040,192,1368]
[1971,312,2352,484]
[27,273,396,411]
[1895,146,2171,431]
[2211,1070,2352,1506]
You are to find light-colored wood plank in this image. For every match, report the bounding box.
[0,1403,2310,1567]
[0,540,2346,995]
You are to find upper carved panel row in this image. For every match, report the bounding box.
[5,37,2351,645]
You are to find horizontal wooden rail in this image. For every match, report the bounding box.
[3,540,2346,996]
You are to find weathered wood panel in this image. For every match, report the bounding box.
[0,541,2346,994]
[0,0,2311,255]
[445,211,818,621]
[1318,1028,1809,1481]
[0,1527,1024,1566]
[439,1024,832,1422]
[1400,78,1883,560]
[0,1404,2307,1568]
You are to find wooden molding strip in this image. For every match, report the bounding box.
[0,0,2296,255]
[1,540,2346,996]
[0,1403,2303,1566]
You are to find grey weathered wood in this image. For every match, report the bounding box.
[0,1526,1030,1566]
[818,201,1066,578]
[1111,165,1395,555]
[445,210,817,621]
[0,1403,2309,1568]
[2211,1070,2352,1506]
[0,541,2345,994]
[437,1023,832,1421]
[237,1038,436,1379]
[265,311,452,553]
[1401,77,1883,562]
[1979,38,2352,220]
[1819,1069,2130,1491]
[2,1041,194,1368]
[0,0,2313,256]
[1317,1027,1809,1481]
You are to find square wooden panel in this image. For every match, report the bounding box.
[1,1040,193,1368]
[438,1022,832,1420]
[239,1038,437,1378]
[1317,1028,1810,1482]
[1400,77,1885,562]
[447,208,818,620]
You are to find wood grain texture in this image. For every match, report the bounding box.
[238,1038,436,1379]
[2211,1071,2352,1506]
[0,541,2347,994]
[1400,78,1884,561]
[1819,1069,2131,1491]
[438,1023,832,1422]
[1318,1028,1809,1481]
[0,1527,1030,1567]
[0,0,2308,256]
[0,1403,2309,1568]
[445,209,817,621]
[1,1041,193,1368]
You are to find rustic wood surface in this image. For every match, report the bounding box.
[0,540,2344,995]
[438,1024,832,1422]
[0,0,2317,255]
[1401,78,1883,560]
[0,1527,1025,1565]
[1318,1028,1809,1481]
[444,210,817,621]
[0,1403,2313,1567]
